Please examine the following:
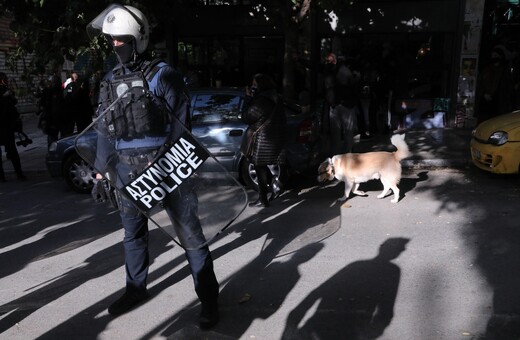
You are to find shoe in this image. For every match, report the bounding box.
[16,173,27,181]
[108,291,150,316]
[199,302,219,330]
[269,179,284,201]
[269,190,284,202]
[248,199,269,208]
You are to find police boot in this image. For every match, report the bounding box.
[199,301,219,329]
[108,290,150,316]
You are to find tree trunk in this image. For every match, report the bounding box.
[283,23,298,101]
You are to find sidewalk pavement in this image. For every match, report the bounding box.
[1,112,473,178]
[351,127,473,169]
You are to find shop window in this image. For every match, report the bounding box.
[178,38,241,87]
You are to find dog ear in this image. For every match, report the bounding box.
[327,157,332,164]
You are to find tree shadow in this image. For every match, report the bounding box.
[418,168,520,339]
[398,170,429,200]
[281,237,410,339]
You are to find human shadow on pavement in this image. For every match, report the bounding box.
[27,230,186,340]
[0,177,121,279]
[281,237,410,340]
[0,228,173,335]
[158,242,325,339]
[135,182,341,339]
[35,179,340,339]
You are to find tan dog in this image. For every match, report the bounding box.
[317,134,410,203]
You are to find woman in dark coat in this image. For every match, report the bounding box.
[0,72,26,181]
[39,75,65,146]
[240,73,287,207]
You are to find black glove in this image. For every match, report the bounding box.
[92,178,119,209]
[91,179,108,203]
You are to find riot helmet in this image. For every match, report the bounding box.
[87,4,149,64]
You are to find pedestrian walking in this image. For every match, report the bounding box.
[38,74,65,146]
[0,72,26,182]
[64,72,94,133]
[323,52,358,155]
[476,46,514,123]
[240,73,287,207]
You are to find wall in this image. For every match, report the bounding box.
[0,16,37,113]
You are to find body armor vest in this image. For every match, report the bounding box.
[98,65,168,140]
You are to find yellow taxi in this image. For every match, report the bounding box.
[470,110,520,174]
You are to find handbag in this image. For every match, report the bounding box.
[243,128,256,158]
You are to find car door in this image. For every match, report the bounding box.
[190,90,246,173]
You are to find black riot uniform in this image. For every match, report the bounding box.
[96,62,218,322]
[95,59,219,325]
[86,4,219,328]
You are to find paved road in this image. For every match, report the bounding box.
[1,167,519,339]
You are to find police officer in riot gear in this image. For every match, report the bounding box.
[86,4,219,328]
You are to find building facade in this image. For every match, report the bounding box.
[163,0,471,128]
[0,16,36,113]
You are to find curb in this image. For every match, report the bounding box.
[402,158,471,169]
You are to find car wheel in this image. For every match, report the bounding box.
[240,158,289,192]
[63,153,96,194]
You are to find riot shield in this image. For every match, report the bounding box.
[74,83,247,250]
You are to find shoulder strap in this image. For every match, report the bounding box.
[142,58,166,82]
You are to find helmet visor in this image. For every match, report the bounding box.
[86,4,144,40]
[87,4,121,39]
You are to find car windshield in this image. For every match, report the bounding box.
[191,93,242,123]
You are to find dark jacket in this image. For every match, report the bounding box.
[40,77,65,134]
[241,89,287,166]
[323,61,361,109]
[0,87,19,142]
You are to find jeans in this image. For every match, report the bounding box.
[116,159,219,304]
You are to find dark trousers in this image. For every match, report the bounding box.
[329,104,357,155]
[254,165,271,204]
[0,131,23,178]
[118,189,219,304]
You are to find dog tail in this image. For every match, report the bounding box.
[391,134,410,161]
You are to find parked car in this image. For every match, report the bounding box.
[46,87,323,193]
[470,110,520,174]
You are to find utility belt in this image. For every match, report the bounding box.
[118,148,158,165]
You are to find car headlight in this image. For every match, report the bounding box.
[48,141,58,152]
[488,131,508,145]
